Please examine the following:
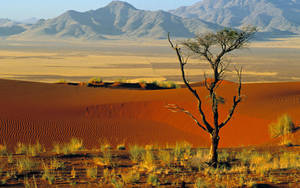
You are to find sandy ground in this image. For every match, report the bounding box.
[0,79,300,150]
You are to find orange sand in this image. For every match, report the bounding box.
[0,79,300,150]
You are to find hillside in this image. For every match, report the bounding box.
[0,19,26,37]
[171,0,300,35]
[15,1,221,40]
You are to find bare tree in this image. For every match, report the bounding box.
[168,27,256,166]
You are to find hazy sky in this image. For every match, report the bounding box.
[1,0,200,20]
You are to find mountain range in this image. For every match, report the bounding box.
[16,1,221,40]
[1,0,300,40]
[171,0,300,35]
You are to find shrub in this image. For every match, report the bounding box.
[42,162,55,184]
[16,157,37,173]
[52,138,83,155]
[15,141,44,156]
[94,149,112,166]
[0,144,7,156]
[194,177,208,188]
[111,176,124,188]
[159,81,180,89]
[129,145,145,163]
[15,143,27,155]
[86,167,98,179]
[141,150,155,170]
[158,150,173,167]
[151,80,180,89]
[174,141,192,161]
[55,79,67,84]
[116,144,126,151]
[121,171,140,184]
[88,77,103,84]
[67,138,83,153]
[269,114,295,138]
[71,167,76,179]
[50,158,65,170]
[114,78,127,83]
[218,150,230,162]
[147,173,159,186]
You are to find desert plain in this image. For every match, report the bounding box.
[0,37,300,187]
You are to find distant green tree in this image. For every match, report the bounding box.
[168,27,256,166]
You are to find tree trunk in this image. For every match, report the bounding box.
[209,132,220,167]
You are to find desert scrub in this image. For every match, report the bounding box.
[269,114,295,139]
[278,152,300,169]
[129,145,145,163]
[158,150,173,167]
[160,81,180,89]
[102,168,113,184]
[141,150,155,171]
[86,166,98,179]
[55,79,67,84]
[121,171,140,184]
[114,78,127,83]
[174,141,192,161]
[71,167,76,179]
[100,140,112,151]
[1,170,16,185]
[0,144,7,156]
[15,141,44,156]
[147,173,159,186]
[116,144,126,150]
[111,176,124,188]
[7,153,13,164]
[50,158,65,170]
[53,138,83,155]
[15,143,27,155]
[88,77,103,84]
[66,138,84,153]
[194,177,209,188]
[16,157,37,174]
[94,148,112,166]
[218,150,230,162]
[42,162,55,184]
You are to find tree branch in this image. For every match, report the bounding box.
[166,104,210,133]
[219,67,242,129]
[168,33,214,133]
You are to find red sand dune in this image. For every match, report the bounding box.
[1,79,300,150]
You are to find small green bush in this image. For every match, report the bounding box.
[269,114,295,138]
[129,145,145,163]
[86,167,98,179]
[152,80,180,89]
[0,144,7,156]
[158,150,173,167]
[88,77,103,84]
[147,173,159,186]
[16,157,37,173]
[194,177,208,188]
[15,141,44,156]
[55,79,67,84]
[116,144,126,150]
[121,171,140,184]
[52,138,83,155]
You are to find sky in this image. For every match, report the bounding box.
[1,0,201,21]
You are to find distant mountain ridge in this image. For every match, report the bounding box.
[13,1,221,40]
[170,0,300,35]
[0,19,27,37]
[2,0,300,40]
